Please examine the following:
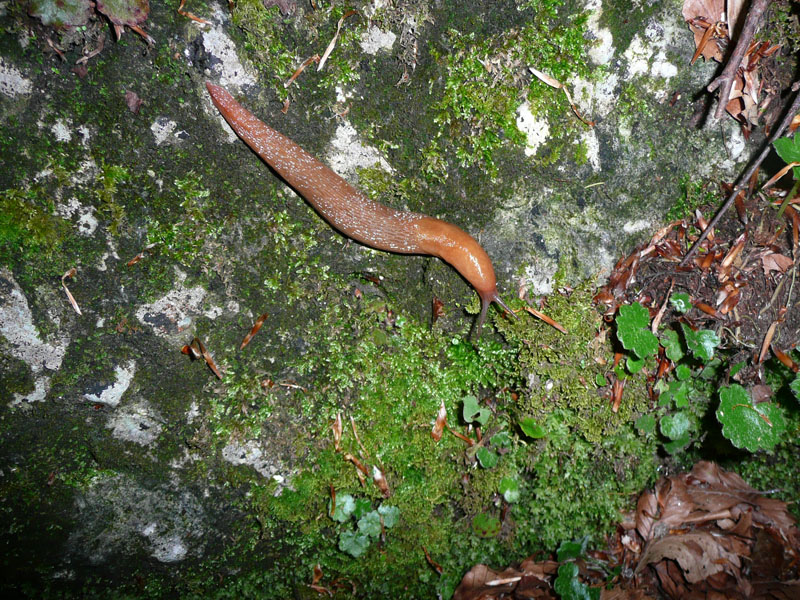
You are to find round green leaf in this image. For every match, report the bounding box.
[462,395,490,426]
[338,530,370,557]
[519,416,545,438]
[660,328,684,362]
[790,375,800,402]
[669,292,691,314]
[660,411,690,440]
[95,0,149,26]
[635,413,656,434]
[377,504,400,528]
[357,511,382,538]
[330,493,355,522]
[717,384,786,452]
[616,302,659,360]
[472,513,501,538]
[499,477,520,503]
[29,0,93,26]
[476,447,498,469]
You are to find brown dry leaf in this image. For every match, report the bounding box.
[635,489,658,541]
[636,531,739,583]
[331,412,342,452]
[240,312,269,349]
[601,589,657,600]
[61,268,82,315]
[453,564,523,600]
[761,252,793,276]
[372,465,391,498]
[317,10,358,72]
[431,400,447,442]
[682,0,726,62]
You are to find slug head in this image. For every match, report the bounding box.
[476,290,517,338]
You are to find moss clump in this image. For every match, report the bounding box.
[428,0,591,177]
[0,188,70,272]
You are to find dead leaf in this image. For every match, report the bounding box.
[636,531,739,583]
[61,268,82,315]
[761,252,793,276]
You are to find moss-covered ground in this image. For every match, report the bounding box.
[1,0,798,598]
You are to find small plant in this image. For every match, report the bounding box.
[330,493,399,558]
[612,297,791,454]
[717,384,786,452]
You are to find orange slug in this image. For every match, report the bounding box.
[206,82,514,332]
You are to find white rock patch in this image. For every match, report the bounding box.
[360,26,396,54]
[327,121,393,179]
[0,269,69,406]
[516,102,550,157]
[0,57,32,97]
[83,360,136,408]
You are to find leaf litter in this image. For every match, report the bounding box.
[452,461,799,599]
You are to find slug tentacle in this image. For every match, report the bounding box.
[206,81,514,334]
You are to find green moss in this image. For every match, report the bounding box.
[666,176,717,221]
[97,163,130,236]
[0,187,70,271]
[427,0,591,178]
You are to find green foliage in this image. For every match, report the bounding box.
[773,130,800,180]
[616,302,659,361]
[28,0,92,26]
[669,292,691,314]
[667,178,717,221]
[519,416,546,438]
[428,0,591,177]
[556,537,589,561]
[462,395,490,426]
[0,188,68,269]
[680,323,720,362]
[331,494,400,558]
[472,512,501,538]
[499,477,521,503]
[553,562,599,600]
[717,384,787,451]
[791,375,800,402]
[476,446,499,469]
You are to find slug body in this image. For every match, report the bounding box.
[206,82,513,330]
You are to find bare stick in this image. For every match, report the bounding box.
[680,86,800,266]
[707,0,771,120]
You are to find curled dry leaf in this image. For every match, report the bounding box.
[331,412,342,452]
[431,400,447,442]
[372,465,391,498]
[529,66,595,126]
[635,532,739,583]
[761,251,793,276]
[177,0,209,24]
[422,546,443,575]
[343,453,368,477]
[431,296,445,325]
[61,268,82,315]
[284,54,320,88]
[125,90,143,113]
[240,312,269,349]
[523,305,567,333]
[317,10,358,72]
[181,337,223,379]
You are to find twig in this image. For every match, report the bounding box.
[681,86,800,266]
[707,0,771,120]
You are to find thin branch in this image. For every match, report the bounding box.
[707,0,771,120]
[680,86,800,266]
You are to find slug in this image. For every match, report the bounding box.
[206,81,514,332]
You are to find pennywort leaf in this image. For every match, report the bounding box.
[717,384,786,451]
[616,302,659,360]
